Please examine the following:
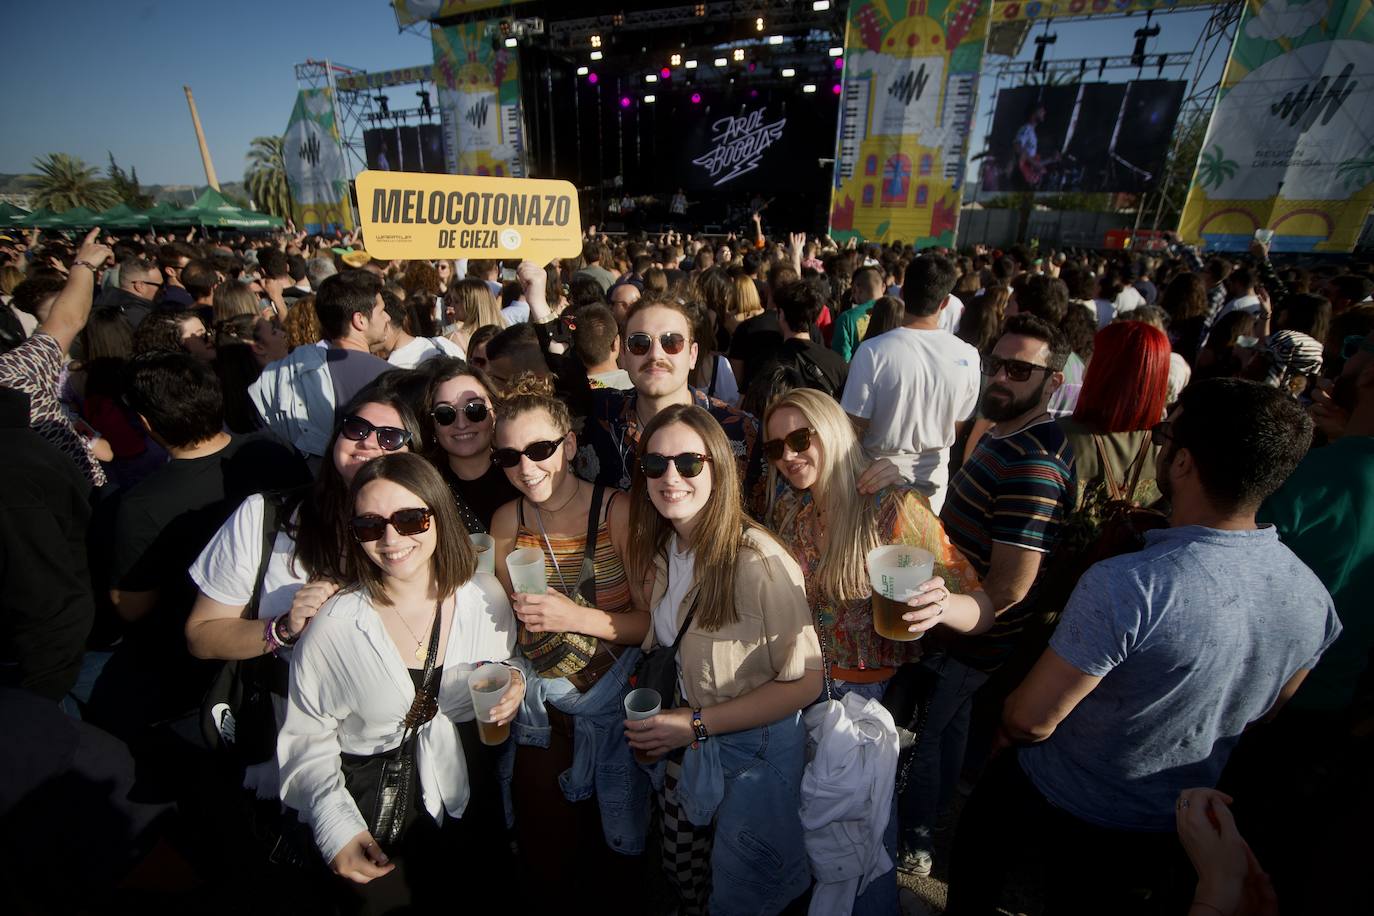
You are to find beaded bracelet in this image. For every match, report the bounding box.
[263,617,285,655]
[690,708,708,749]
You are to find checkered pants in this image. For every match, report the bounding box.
[658,755,713,916]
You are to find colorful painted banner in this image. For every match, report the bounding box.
[830,0,990,247]
[431,20,527,178]
[989,0,1219,22]
[393,1,534,28]
[1179,0,1374,253]
[282,89,355,235]
[336,65,433,92]
[356,170,581,261]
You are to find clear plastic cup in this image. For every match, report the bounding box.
[468,663,512,746]
[623,687,662,764]
[866,545,935,642]
[505,547,547,595]
[470,533,495,575]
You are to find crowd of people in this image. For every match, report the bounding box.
[1,218,1371,916]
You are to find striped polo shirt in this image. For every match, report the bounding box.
[939,418,1075,671]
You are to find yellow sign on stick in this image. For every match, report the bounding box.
[356,170,582,262]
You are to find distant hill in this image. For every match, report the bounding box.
[0,173,250,210]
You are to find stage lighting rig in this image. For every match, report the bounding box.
[685,59,698,69]
[591,50,603,60]
[671,53,682,66]
[1132,13,1161,69]
[1033,30,1057,73]
[416,90,432,117]
[814,1,832,9]
[756,17,765,31]
[590,34,602,48]
[733,48,745,61]
[714,57,727,66]
[374,94,390,118]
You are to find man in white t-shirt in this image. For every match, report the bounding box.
[377,294,463,368]
[1215,264,1262,323]
[842,254,980,514]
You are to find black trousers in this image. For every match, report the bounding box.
[945,750,1192,916]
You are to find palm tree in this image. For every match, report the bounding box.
[31,153,119,211]
[245,136,292,219]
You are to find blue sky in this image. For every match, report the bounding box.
[2,2,1223,188]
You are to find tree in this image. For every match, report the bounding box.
[107,153,154,209]
[31,153,119,211]
[245,135,291,219]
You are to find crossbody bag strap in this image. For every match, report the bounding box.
[246,494,282,621]
[1092,434,1127,504]
[669,592,701,651]
[574,484,607,605]
[1122,432,1155,502]
[399,601,445,741]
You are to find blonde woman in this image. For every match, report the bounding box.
[723,273,763,335]
[443,278,506,353]
[625,404,821,915]
[212,280,261,323]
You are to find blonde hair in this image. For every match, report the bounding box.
[729,274,761,318]
[764,388,882,605]
[212,280,259,323]
[445,278,506,332]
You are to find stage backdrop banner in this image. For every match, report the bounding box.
[989,0,1218,23]
[393,1,535,28]
[1179,0,1374,253]
[432,20,527,178]
[356,170,581,262]
[283,89,355,235]
[830,0,990,247]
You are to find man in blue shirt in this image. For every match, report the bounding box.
[946,378,1341,915]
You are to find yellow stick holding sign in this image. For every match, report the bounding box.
[356,170,583,263]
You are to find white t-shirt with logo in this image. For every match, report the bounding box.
[841,327,980,514]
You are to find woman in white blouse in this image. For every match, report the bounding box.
[277,452,525,908]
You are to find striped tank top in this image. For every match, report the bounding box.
[515,491,632,615]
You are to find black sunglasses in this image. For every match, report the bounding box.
[640,452,711,479]
[491,437,564,468]
[982,355,1054,383]
[763,427,816,463]
[349,508,433,543]
[340,415,412,452]
[626,331,688,356]
[431,401,490,427]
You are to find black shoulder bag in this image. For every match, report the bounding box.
[341,603,444,846]
[630,592,700,709]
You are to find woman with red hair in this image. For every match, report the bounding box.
[1060,320,1172,512]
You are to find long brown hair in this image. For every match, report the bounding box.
[346,452,476,606]
[627,404,781,632]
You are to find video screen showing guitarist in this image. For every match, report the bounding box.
[1011,103,1059,191]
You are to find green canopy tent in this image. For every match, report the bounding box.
[177,188,284,229]
[143,200,188,226]
[95,202,151,231]
[0,201,31,228]
[49,207,103,229]
[18,207,64,229]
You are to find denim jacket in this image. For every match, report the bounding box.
[677,711,812,916]
[248,344,335,457]
[512,648,650,854]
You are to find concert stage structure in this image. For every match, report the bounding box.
[282,1,1374,253]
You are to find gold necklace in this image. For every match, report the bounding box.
[392,600,440,662]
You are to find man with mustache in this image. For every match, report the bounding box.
[572,296,764,512]
[895,313,1075,878]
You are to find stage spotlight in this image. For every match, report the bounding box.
[694,3,706,15]
[768,35,784,45]
[660,67,671,78]
[620,96,631,108]
[756,17,765,31]
[803,84,817,93]
[750,89,759,98]
[504,37,517,48]
[832,83,842,95]
[645,94,656,103]
[782,68,796,78]
[833,57,844,70]
[577,66,589,75]
[733,48,745,61]
[591,50,603,60]
[714,57,728,67]
[590,35,602,48]
[829,47,843,56]
[691,92,702,104]
[685,59,698,69]
[671,54,682,66]
[588,72,599,84]
[645,74,658,83]
[814,0,832,9]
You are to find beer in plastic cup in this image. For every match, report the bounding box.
[468,663,513,746]
[505,547,547,595]
[866,545,936,642]
[469,533,495,575]
[623,687,662,765]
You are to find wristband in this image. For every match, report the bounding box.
[690,708,708,749]
[274,615,300,647]
[72,259,101,275]
[263,617,285,655]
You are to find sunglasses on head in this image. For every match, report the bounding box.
[981,355,1054,383]
[626,331,688,356]
[340,415,412,452]
[491,437,564,468]
[763,427,816,463]
[431,401,490,427]
[640,452,711,479]
[349,508,433,543]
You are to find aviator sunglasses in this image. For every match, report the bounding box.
[640,452,712,479]
[763,427,817,463]
[349,508,433,543]
[340,415,413,452]
[431,401,491,427]
[625,332,688,356]
[491,437,565,468]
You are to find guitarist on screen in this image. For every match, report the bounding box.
[1012,103,1058,191]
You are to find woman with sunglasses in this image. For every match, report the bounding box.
[487,373,652,897]
[624,403,822,916]
[279,452,524,909]
[424,357,518,534]
[187,378,425,797]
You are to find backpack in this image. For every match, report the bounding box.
[790,346,839,399]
